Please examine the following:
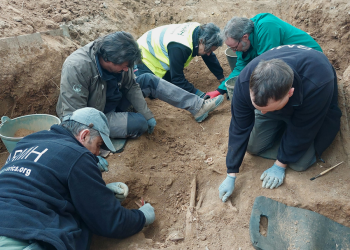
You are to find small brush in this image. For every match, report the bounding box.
[310,161,344,181]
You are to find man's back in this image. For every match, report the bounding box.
[0,125,95,249]
[251,13,322,55]
[227,45,340,173]
[0,125,145,250]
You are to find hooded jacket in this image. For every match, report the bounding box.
[226,45,341,173]
[56,41,154,120]
[0,125,145,250]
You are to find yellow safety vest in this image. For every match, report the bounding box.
[137,22,200,78]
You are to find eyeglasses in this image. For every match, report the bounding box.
[230,40,240,51]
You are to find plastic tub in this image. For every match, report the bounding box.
[0,114,61,153]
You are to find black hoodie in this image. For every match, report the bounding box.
[0,125,145,250]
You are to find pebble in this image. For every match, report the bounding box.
[199,235,206,241]
[0,21,9,29]
[13,16,23,22]
[186,0,197,6]
[186,15,193,21]
[167,231,184,241]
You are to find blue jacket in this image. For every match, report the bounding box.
[0,125,145,250]
[226,45,341,173]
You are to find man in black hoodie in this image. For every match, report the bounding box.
[218,45,341,202]
[0,107,155,250]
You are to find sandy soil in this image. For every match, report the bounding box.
[1,0,350,249]
[14,128,36,137]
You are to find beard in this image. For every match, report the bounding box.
[241,41,250,52]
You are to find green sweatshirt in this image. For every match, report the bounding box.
[219,13,323,91]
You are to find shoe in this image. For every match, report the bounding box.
[194,95,224,122]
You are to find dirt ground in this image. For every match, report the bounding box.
[1,0,350,249]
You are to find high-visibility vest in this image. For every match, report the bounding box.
[137,22,200,78]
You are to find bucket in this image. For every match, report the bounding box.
[225,77,238,102]
[225,48,237,71]
[0,114,61,153]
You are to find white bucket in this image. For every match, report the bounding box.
[225,77,237,101]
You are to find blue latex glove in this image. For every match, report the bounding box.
[218,174,236,202]
[195,89,206,99]
[97,156,109,172]
[139,203,155,226]
[106,182,129,202]
[147,118,156,134]
[260,163,286,189]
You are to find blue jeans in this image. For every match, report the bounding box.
[107,73,203,138]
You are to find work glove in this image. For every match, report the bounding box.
[218,174,236,202]
[204,90,221,99]
[97,156,109,172]
[195,89,207,99]
[147,118,156,134]
[260,163,286,189]
[139,203,155,226]
[106,182,129,202]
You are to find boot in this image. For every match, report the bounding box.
[194,95,224,122]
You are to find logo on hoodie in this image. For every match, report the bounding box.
[73,84,82,93]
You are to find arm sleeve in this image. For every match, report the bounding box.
[59,62,91,116]
[201,52,224,80]
[168,43,197,93]
[226,78,255,173]
[68,154,145,239]
[122,69,154,120]
[277,79,333,164]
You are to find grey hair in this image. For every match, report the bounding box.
[249,59,294,107]
[198,23,223,52]
[60,119,100,143]
[94,31,142,67]
[222,17,254,41]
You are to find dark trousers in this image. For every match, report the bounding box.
[247,110,316,171]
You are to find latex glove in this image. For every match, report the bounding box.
[204,90,221,99]
[218,174,236,202]
[260,163,286,189]
[97,156,109,172]
[139,203,155,226]
[106,182,129,202]
[147,118,157,134]
[195,89,206,99]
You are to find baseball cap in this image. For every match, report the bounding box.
[62,107,116,152]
